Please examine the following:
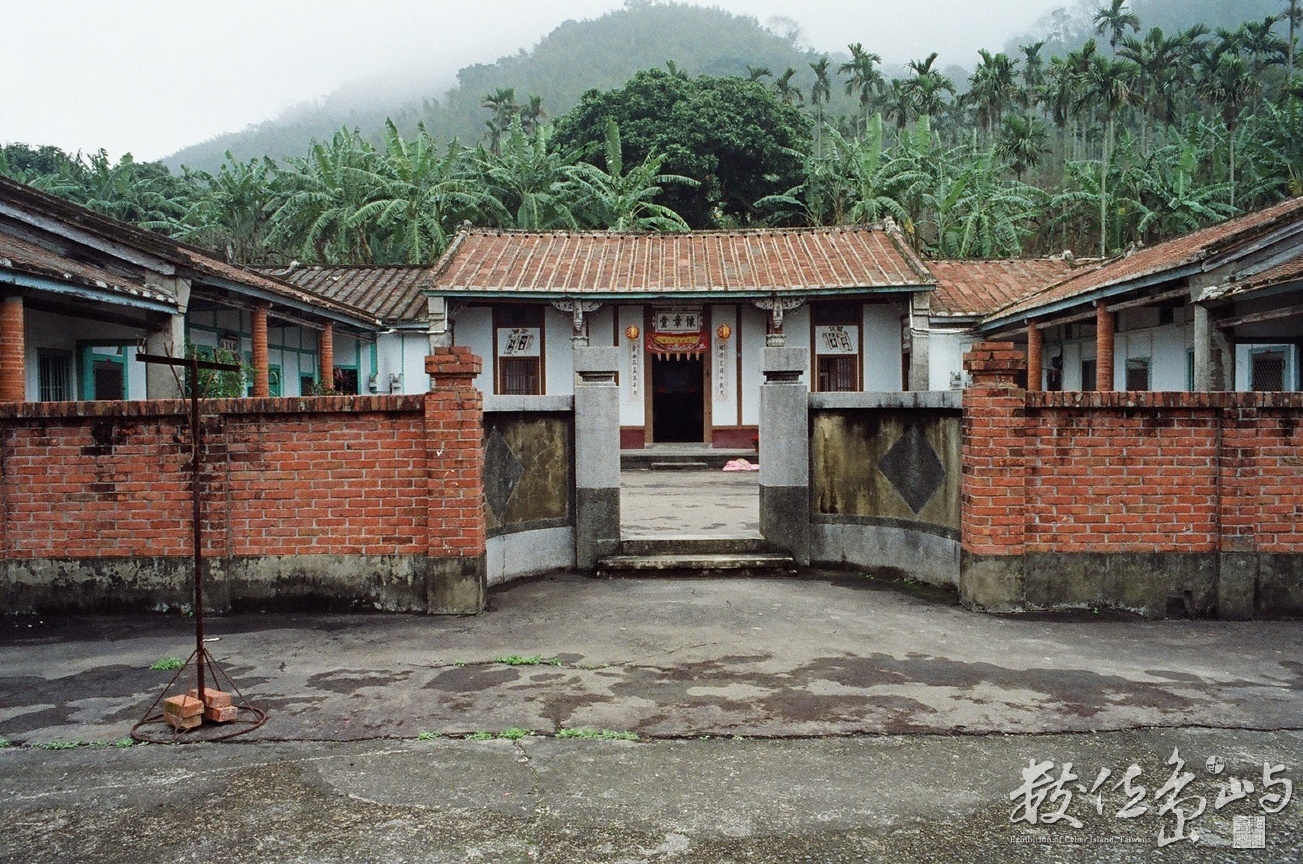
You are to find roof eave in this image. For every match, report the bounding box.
[0,270,180,315]
[424,284,931,301]
[197,274,383,330]
[979,263,1202,332]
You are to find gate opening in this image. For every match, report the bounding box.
[651,355,705,443]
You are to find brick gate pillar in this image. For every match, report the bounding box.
[573,346,621,570]
[759,346,810,565]
[959,341,1027,611]
[424,346,487,613]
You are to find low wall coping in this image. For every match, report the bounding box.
[810,391,962,411]
[1027,391,1303,410]
[0,394,426,421]
[484,394,574,413]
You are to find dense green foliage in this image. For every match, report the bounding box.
[3,1,1302,266]
[553,70,808,227]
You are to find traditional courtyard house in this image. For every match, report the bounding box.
[977,197,1303,393]
[260,264,434,395]
[0,176,381,402]
[423,226,936,449]
[922,257,1081,390]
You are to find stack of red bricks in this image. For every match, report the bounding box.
[162,688,238,731]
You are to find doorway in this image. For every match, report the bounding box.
[651,355,704,443]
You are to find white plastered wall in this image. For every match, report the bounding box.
[739,303,768,425]
[543,305,574,396]
[927,330,974,391]
[710,304,740,426]
[862,301,904,391]
[452,306,493,394]
[617,305,645,427]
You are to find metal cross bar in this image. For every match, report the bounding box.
[135,351,238,704]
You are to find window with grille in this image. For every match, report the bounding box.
[1125,357,1150,391]
[38,352,71,402]
[494,305,544,395]
[817,356,856,392]
[1251,348,1287,391]
[499,357,540,395]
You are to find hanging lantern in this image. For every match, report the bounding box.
[716,324,732,341]
[625,325,640,341]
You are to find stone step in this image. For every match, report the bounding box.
[619,535,774,556]
[621,448,757,471]
[595,552,797,578]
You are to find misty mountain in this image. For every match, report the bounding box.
[163,2,837,172]
[1010,0,1288,57]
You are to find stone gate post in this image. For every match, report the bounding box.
[573,346,621,569]
[759,346,810,565]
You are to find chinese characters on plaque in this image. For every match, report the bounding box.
[496,327,540,357]
[814,325,858,355]
[647,306,707,355]
[715,324,731,401]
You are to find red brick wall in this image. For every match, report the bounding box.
[1,347,489,569]
[963,342,1303,557]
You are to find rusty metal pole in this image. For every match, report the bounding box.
[190,355,206,702]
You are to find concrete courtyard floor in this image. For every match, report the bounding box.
[3,573,1302,862]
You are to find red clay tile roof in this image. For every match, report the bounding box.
[0,176,379,327]
[1231,252,1303,294]
[259,265,429,324]
[987,196,1303,324]
[925,258,1078,317]
[0,232,177,306]
[430,227,934,296]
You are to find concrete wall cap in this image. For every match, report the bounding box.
[484,394,574,413]
[572,346,621,373]
[810,391,962,411]
[761,346,809,373]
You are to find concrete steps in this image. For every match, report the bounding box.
[620,447,757,471]
[596,536,796,578]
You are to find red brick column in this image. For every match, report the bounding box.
[960,341,1028,610]
[424,347,484,559]
[1095,302,1114,392]
[318,323,334,393]
[251,304,270,398]
[1,294,25,402]
[1026,323,1043,393]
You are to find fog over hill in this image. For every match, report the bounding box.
[161,0,1290,172]
[162,3,826,171]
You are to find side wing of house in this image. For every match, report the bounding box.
[0,177,382,403]
[976,197,1303,393]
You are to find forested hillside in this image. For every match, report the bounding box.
[162,2,831,172]
[2,0,1300,267]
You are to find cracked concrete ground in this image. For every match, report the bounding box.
[2,472,1301,861]
[5,575,1303,743]
[2,574,1302,862]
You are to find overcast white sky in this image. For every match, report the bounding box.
[0,0,1066,162]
